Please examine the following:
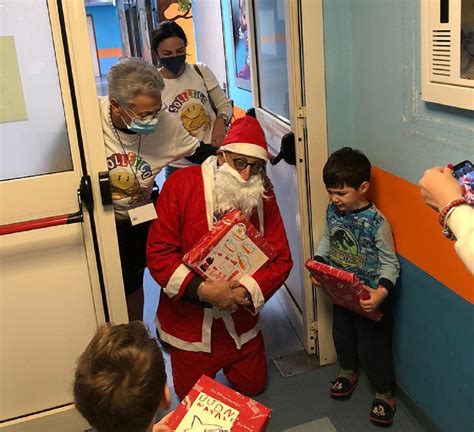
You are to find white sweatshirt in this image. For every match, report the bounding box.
[99,96,200,221]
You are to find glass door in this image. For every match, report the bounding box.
[0,0,78,221]
[0,0,125,429]
[248,0,334,362]
[249,0,312,353]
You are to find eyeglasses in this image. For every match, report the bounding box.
[124,102,168,121]
[230,156,266,175]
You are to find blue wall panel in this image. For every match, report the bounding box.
[322,0,354,150]
[85,6,121,49]
[393,257,474,432]
[86,5,122,75]
[220,0,253,111]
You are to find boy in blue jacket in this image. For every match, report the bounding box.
[314,147,400,427]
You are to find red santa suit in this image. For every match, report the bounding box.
[147,116,292,399]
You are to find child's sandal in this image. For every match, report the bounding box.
[369,397,396,427]
[330,374,358,399]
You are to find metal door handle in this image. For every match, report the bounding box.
[0,212,82,236]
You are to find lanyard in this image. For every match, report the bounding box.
[109,108,145,202]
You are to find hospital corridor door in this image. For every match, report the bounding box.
[248,0,336,364]
[1,1,126,430]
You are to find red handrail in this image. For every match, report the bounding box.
[0,211,83,236]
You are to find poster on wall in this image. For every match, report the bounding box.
[0,36,28,123]
[230,0,251,91]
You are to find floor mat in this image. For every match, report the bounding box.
[283,417,337,432]
[271,349,320,378]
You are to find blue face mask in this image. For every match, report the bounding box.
[160,54,186,76]
[120,105,162,135]
[128,116,160,135]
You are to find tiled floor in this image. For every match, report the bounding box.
[143,272,430,431]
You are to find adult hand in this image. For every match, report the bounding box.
[310,275,322,287]
[419,166,463,212]
[152,411,174,432]
[198,280,251,311]
[360,285,388,312]
[211,116,227,147]
[152,424,173,432]
[233,286,252,303]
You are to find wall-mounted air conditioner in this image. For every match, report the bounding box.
[421,0,474,110]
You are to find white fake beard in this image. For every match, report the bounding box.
[214,163,265,218]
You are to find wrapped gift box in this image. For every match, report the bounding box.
[165,375,272,431]
[305,259,383,321]
[183,208,276,280]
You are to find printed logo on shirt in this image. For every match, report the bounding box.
[181,102,212,134]
[107,152,152,204]
[168,89,209,113]
[107,152,153,180]
[109,170,141,201]
[168,89,212,135]
[329,225,366,269]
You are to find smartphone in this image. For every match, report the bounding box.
[452,160,474,204]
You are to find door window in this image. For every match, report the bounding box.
[253,0,290,121]
[0,0,73,181]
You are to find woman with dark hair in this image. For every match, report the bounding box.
[151,21,233,177]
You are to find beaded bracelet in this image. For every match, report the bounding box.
[441,207,458,240]
[439,198,468,240]
[438,198,467,227]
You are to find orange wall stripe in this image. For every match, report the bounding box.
[97,48,122,58]
[369,167,473,304]
[233,106,246,120]
[165,4,196,64]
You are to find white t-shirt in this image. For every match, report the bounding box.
[162,63,219,168]
[99,96,200,221]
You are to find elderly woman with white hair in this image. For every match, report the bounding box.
[100,57,217,321]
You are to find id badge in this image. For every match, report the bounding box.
[128,204,157,226]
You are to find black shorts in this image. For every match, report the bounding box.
[116,220,151,297]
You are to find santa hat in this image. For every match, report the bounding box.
[221,115,270,161]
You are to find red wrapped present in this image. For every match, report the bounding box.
[305,259,383,321]
[165,375,272,431]
[183,209,276,281]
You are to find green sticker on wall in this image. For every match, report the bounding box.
[0,35,28,123]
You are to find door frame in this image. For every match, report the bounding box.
[59,0,128,325]
[247,0,335,364]
[86,14,101,77]
[298,0,335,365]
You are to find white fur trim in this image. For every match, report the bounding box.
[238,321,262,346]
[257,202,264,235]
[156,309,260,352]
[201,157,217,230]
[221,143,269,161]
[156,309,214,353]
[221,315,241,349]
[238,274,265,313]
[165,264,192,297]
[221,315,262,349]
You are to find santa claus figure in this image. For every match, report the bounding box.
[147,115,293,399]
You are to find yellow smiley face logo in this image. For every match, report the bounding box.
[181,102,211,133]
